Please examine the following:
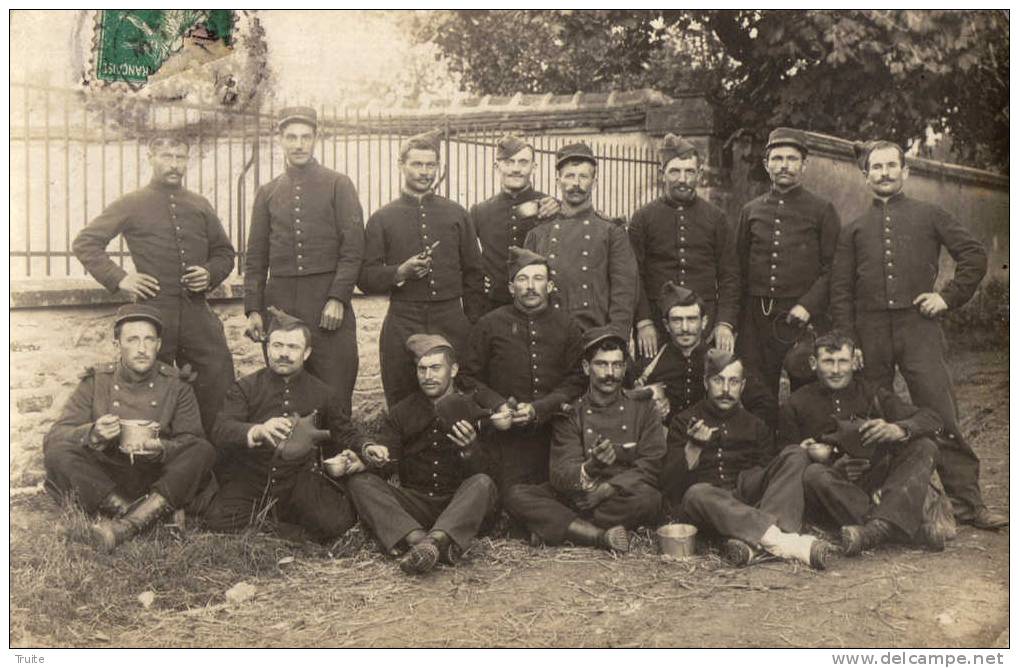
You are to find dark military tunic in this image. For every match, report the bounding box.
[72,180,236,432]
[503,389,665,544]
[628,195,740,329]
[524,204,639,334]
[639,340,777,428]
[345,391,497,551]
[43,360,216,514]
[661,399,810,543]
[459,303,587,488]
[829,192,988,518]
[782,378,943,537]
[205,368,367,541]
[468,186,548,315]
[358,192,485,407]
[734,184,841,404]
[245,160,365,415]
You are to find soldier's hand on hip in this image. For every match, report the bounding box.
[711,323,736,354]
[396,255,432,283]
[245,312,265,342]
[536,196,560,220]
[182,265,211,292]
[860,419,907,446]
[913,292,948,318]
[118,272,160,299]
[636,321,659,360]
[447,420,478,449]
[786,304,811,325]
[90,414,121,444]
[320,299,344,331]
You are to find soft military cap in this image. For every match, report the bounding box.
[660,133,699,168]
[507,245,548,280]
[114,303,163,335]
[400,129,443,159]
[277,106,317,132]
[406,333,454,361]
[555,142,597,170]
[582,325,626,353]
[765,127,809,156]
[704,348,742,378]
[496,134,532,161]
[266,305,307,335]
[658,281,702,316]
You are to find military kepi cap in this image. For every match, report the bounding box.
[555,142,597,169]
[266,305,306,335]
[765,127,808,156]
[406,333,454,361]
[114,303,163,335]
[277,106,317,132]
[658,281,702,316]
[400,129,443,158]
[496,134,532,161]
[660,133,699,168]
[582,325,626,353]
[704,348,741,378]
[507,246,548,280]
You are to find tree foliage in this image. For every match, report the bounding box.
[408,10,1008,172]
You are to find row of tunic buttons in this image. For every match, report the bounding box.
[549,220,593,308]
[294,184,305,272]
[769,199,785,293]
[883,212,896,306]
[170,193,188,272]
[429,423,442,496]
[529,321,541,389]
[676,209,688,285]
[420,207,438,297]
[111,381,159,408]
[717,423,729,480]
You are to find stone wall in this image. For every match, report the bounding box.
[9,292,388,488]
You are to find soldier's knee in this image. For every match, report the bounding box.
[345,471,384,494]
[802,462,831,491]
[632,484,663,517]
[908,437,939,462]
[778,443,811,467]
[43,440,88,475]
[681,482,715,510]
[502,483,536,514]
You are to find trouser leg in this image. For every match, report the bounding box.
[892,310,983,516]
[738,297,795,419]
[867,437,939,537]
[345,472,437,551]
[738,444,811,534]
[591,482,662,530]
[680,482,775,544]
[379,303,426,409]
[44,442,120,513]
[487,429,551,491]
[151,439,218,509]
[172,296,236,434]
[276,468,357,542]
[802,462,871,529]
[432,473,499,549]
[502,482,579,545]
[203,469,271,531]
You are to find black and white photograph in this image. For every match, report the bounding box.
[7,8,1011,658]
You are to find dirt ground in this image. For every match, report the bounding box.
[9,350,1009,648]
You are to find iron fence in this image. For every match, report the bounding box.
[10,82,661,279]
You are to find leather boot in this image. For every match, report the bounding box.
[387,528,427,557]
[721,538,755,567]
[841,518,895,557]
[97,491,133,518]
[91,492,171,553]
[399,538,440,575]
[429,530,461,565]
[564,520,629,553]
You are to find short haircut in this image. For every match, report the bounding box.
[862,141,905,171]
[148,135,190,152]
[765,144,806,160]
[664,150,701,169]
[269,320,313,348]
[418,347,457,365]
[583,337,626,363]
[114,317,161,340]
[813,330,857,356]
[665,294,706,320]
[557,157,597,175]
[400,140,440,162]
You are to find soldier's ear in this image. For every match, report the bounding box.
[546,279,556,294]
[901,164,910,182]
[809,355,818,371]
[302,346,312,363]
[581,359,591,377]
[450,362,460,378]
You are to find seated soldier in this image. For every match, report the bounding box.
[344,334,498,576]
[503,326,665,552]
[638,281,775,428]
[779,330,949,555]
[662,349,833,569]
[43,304,217,552]
[459,246,587,490]
[205,308,369,543]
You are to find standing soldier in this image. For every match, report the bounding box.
[524,142,639,337]
[359,130,484,408]
[734,128,841,405]
[459,246,587,490]
[830,140,1006,530]
[73,136,236,433]
[43,305,217,552]
[629,133,740,360]
[467,134,559,318]
[244,107,365,417]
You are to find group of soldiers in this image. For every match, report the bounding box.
[43,105,1006,575]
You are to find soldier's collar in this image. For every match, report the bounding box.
[584,387,623,408]
[148,179,184,193]
[285,158,319,175]
[661,193,697,210]
[769,184,803,198]
[558,201,594,219]
[871,191,906,207]
[817,377,859,397]
[400,189,434,205]
[702,397,742,419]
[500,184,533,200]
[115,360,158,383]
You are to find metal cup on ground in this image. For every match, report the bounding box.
[657,523,698,558]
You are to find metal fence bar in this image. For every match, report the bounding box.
[23,86,30,275]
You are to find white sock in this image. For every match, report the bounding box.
[759,525,816,565]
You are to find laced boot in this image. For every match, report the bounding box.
[97,491,133,518]
[388,528,427,557]
[599,525,631,553]
[399,538,440,575]
[841,518,895,557]
[429,530,461,565]
[721,538,755,567]
[564,520,629,552]
[91,493,170,553]
[761,525,833,570]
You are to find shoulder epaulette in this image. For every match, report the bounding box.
[623,387,655,402]
[158,362,179,378]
